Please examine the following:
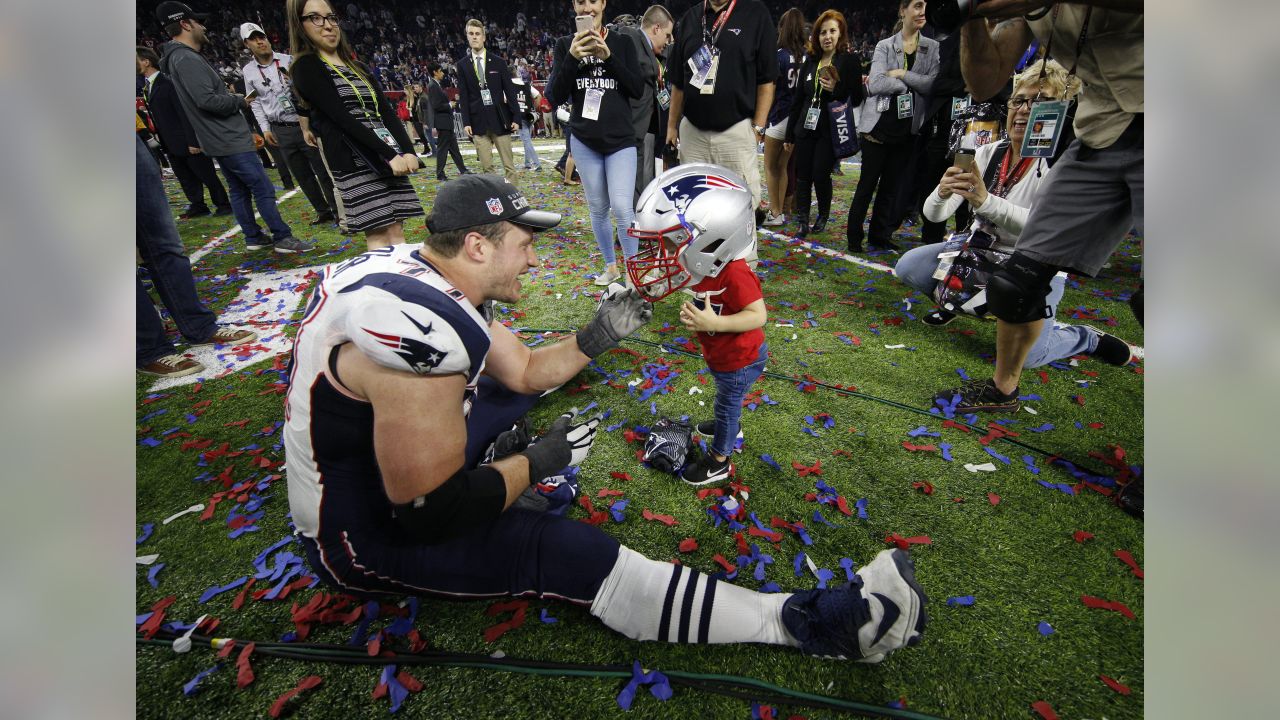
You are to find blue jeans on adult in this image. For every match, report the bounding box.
[569,136,637,265]
[709,343,768,457]
[136,135,216,366]
[216,150,294,244]
[518,123,541,169]
[894,242,1097,368]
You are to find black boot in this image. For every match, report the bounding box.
[796,214,810,238]
[811,214,829,233]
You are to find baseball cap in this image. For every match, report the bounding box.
[426,174,561,233]
[239,22,267,40]
[155,1,207,25]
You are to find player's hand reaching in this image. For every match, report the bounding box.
[576,282,653,358]
[521,410,602,481]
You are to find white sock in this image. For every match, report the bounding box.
[590,546,799,646]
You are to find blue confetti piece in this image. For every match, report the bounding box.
[796,527,813,545]
[815,567,835,589]
[140,409,168,421]
[802,427,820,437]
[855,497,869,520]
[616,660,673,710]
[136,612,153,626]
[540,608,558,624]
[609,499,629,523]
[139,437,162,448]
[984,446,1012,464]
[759,582,781,593]
[385,597,420,637]
[605,422,624,432]
[956,368,971,381]
[839,557,856,581]
[812,509,837,527]
[946,595,976,606]
[147,563,165,588]
[804,415,815,425]
[1022,455,1041,475]
[650,402,657,415]
[1038,621,1055,636]
[793,552,806,577]
[349,600,380,646]
[1029,423,1055,433]
[182,664,220,696]
[136,523,154,545]
[939,442,954,462]
[198,576,248,604]
[1055,483,1076,495]
[759,454,781,471]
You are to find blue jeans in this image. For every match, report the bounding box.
[570,136,637,264]
[894,242,1097,369]
[518,124,541,169]
[216,150,294,243]
[136,135,216,365]
[709,343,768,457]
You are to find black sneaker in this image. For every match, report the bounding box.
[922,309,956,327]
[180,207,211,219]
[694,421,743,453]
[933,378,1020,414]
[310,214,336,226]
[213,206,234,216]
[781,549,927,663]
[1086,327,1134,366]
[680,452,733,487]
[1116,477,1143,519]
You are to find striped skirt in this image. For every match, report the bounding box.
[333,159,423,233]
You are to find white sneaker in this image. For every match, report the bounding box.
[593,268,621,286]
[763,212,786,227]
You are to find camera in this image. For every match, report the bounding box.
[926,0,981,33]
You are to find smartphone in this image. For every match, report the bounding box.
[819,65,839,85]
[953,149,976,174]
[575,15,594,34]
[245,87,259,101]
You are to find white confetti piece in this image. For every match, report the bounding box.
[136,554,160,566]
[884,344,906,349]
[805,554,820,579]
[163,503,205,525]
[1023,406,1039,415]
[688,386,703,395]
[964,462,998,473]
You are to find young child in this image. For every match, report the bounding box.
[678,260,768,485]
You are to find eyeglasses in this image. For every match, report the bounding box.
[1007,97,1036,110]
[302,13,341,28]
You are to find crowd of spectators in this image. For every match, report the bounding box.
[136,1,898,94]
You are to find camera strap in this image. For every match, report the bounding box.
[1039,5,1092,86]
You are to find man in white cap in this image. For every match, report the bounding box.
[240,21,338,227]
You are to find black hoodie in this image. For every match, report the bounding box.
[159,41,254,156]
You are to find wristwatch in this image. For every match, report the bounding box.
[753,124,765,136]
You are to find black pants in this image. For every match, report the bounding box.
[169,151,230,212]
[794,127,838,223]
[847,136,912,247]
[273,124,337,219]
[412,121,428,150]
[262,144,293,187]
[435,128,468,177]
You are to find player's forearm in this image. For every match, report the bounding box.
[489,454,534,508]
[517,338,592,391]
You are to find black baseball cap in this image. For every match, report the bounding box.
[156,1,208,25]
[426,174,561,233]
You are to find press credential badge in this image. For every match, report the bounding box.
[1020,99,1068,159]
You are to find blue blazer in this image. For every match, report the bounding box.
[858,32,940,136]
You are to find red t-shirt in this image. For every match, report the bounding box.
[689,259,766,372]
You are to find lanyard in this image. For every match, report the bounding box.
[321,55,376,117]
[811,56,833,105]
[900,32,919,71]
[258,58,285,86]
[701,0,738,46]
[992,149,1035,198]
[1039,6,1092,86]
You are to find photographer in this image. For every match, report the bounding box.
[895,59,1132,375]
[934,0,1143,419]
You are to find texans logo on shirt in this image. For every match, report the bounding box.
[362,311,449,374]
[660,174,746,215]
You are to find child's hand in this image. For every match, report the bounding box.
[680,301,719,333]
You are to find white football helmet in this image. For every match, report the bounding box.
[624,164,755,302]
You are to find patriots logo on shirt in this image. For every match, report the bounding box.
[728,28,741,35]
[362,311,449,374]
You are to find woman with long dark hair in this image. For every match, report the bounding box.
[844,0,938,253]
[761,8,806,228]
[783,10,864,238]
[287,0,423,250]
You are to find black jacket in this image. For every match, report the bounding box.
[785,52,865,144]
[426,79,455,130]
[289,54,414,173]
[455,51,522,136]
[143,73,200,157]
[616,25,658,143]
[546,30,643,155]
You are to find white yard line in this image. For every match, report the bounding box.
[189,189,301,264]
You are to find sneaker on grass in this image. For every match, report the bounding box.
[192,327,258,347]
[244,237,272,251]
[1085,326,1135,366]
[680,451,733,487]
[592,268,622,286]
[273,236,315,254]
[933,378,1020,414]
[695,421,744,453]
[762,212,786,227]
[138,353,204,378]
[781,548,927,663]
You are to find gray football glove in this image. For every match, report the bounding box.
[576,283,653,358]
[521,410,602,482]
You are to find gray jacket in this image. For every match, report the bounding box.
[858,32,940,136]
[159,41,254,156]
[617,25,657,144]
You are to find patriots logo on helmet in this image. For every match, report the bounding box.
[660,174,746,214]
[485,197,505,216]
[362,312,449,374]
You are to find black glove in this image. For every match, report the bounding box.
[520,411,601,482]
[576,283,652,358]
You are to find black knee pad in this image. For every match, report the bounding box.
[987,253,1057,323]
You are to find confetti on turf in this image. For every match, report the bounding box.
[146,563,165,588]
[1099,674,1132,695]
[182,664,220,696]
[136,524,154,545]
[609,499,630,523]
[1080,594,1136,619]
[483,599,529,643]
[1038,621,1055,636]
[236,642,256,688]
[885,533,932,549]
[1073,531,1096,543]
[678,537,699,553]
[1114,549,1144,580]
[791,459,823,476]
[987,493,1001,506]
[540,608,558,624]
[1031,700,1060,720]
[199,576,248,604]
[946,595,976,607]
[964,462,997,473]
[616,660,673,710]
[269,675,323,718]
[642,508,678,526]
[839,557,855,581]
[759,454,782,471]
[984,447,1011,464]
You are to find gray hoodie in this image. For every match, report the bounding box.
[159,41,254,157]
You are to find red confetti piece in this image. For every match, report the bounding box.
[223,419,251,428]
[835,495,853,516]
[597,488,625,498]
[236,642,256,689]
[902,442,938,452]
[642,508,679,526]
[987,493,1001,506]
[942,420,972,433]
[1080,594,1135,619]
[791,460,823,476]
[711,554,736,573]
[1073,531,1095,543]
[483,599,529,643]
[367,633,382,657]
[1087,422,1105,429]
[1073,395,1085,406]
[407,629,427,652]
[217,640,237,659]
[397,669,424,693]
[1037,371,1049,384]
[884,533,931,549]
[1114,549,1144,580]
[748,525,783,543]
[232,578,256,610]
[678,538,699,553]
[734,532,750,557]
[1030,700,1059,720]
[138,595,177,640]
[1099,674,1132,695]
[268,675,322,718]
[609,471,634,481]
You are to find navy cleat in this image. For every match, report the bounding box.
[781,549,927,663]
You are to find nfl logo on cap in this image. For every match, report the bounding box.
[485,198,504,216]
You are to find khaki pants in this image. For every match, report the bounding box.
[473,132,519,181]
[678,117,761,261]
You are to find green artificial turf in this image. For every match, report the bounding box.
[137,141,1143,719]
